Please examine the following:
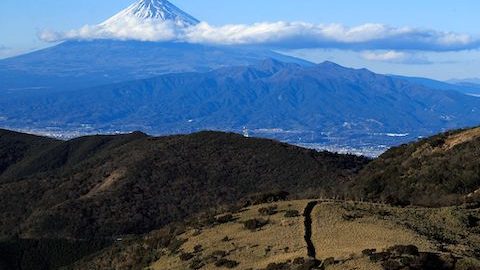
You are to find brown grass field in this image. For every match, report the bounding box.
[149,200,479,270]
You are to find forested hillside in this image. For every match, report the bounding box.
[354,127,480,206]
[0,129,368,239]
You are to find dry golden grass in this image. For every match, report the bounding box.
[444,127,480,150]
[151,200,310,270]
[84,168,126,197]
[397,206,480,256]
[149,200,478,270]
[411,127,480,158]
[311,202,434,260]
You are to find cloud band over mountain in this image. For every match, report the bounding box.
[39,20,479,52]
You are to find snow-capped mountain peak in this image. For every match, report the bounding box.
[101,0,200,27]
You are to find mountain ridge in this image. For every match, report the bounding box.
[0,40,313,93]
[354,126,480,206]
[2,58,479,152]
[392,75,480,96]
[0,128,368,239]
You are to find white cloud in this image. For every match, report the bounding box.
[361,50,432,64]
[39,17,179,42]
[39,20,480,52]
[362,50,408,61]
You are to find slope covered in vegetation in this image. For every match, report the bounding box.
[2,127,480,269]
[68,200,480,270]
[354,127,480,206]
[0,129,368,239]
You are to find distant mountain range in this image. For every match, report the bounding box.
[393,75,480,96]
[1,58,480,155]
[0,40,311,93]
[449,78,480,85]
[1,0,480,155]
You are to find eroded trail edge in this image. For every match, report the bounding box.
[303,200,319,258]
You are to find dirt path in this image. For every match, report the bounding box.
[303,200,319,258]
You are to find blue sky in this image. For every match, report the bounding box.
[1,0,479,80]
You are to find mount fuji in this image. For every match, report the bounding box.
[101,0,200,27]
[0,0,311,92]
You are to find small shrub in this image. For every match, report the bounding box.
[189,258,205,270]
[297,259,321,270]
[368,252,391,262]
[199,216,217,227]
[210,250,227,259]
[429,136,445,148]
[365,246,461,270]
[244,218,268,231]
[382,259,403,270]
[193,245,203,253]
[221,236,231,242]
[438,254,456,269]
[342,212,364,221]
[466,215,480,228]
[214,258,239,268]
[386,245,419,256]
[377,210,391,217]
[179,252,194,261]
[264,262,289,270]
[167,237,186,254]
[322,257,335,267]
[362,249,377,256]
[398,256,415,266]
[416,253,449,270]
[258,206,278,216]
[384,195,410,207]
[216,214,234,224]
[292,257,306,265]
[284,210,300,218]
[245,191,290,206]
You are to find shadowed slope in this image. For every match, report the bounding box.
[0,129,368,239]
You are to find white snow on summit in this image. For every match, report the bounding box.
[101,0,200,27]
[41,0,202,42]
[39,0,480,53]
